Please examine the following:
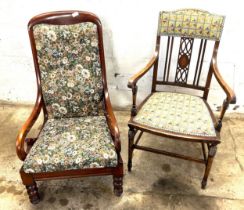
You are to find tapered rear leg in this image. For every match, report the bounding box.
[128,127,136,171]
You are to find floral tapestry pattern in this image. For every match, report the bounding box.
[159,9,225,40]
[23,116,118,173]
[33,22,104,119]
[134,92,216,137]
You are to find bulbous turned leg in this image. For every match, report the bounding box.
[26,182,40,204]
[128,127,136,172]
[113,176,123,196]
[201,144,217,189]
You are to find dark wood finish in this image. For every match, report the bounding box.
[26,183,40,204]
[194,39,207,86]
[113,175,123,196]
[134,145,206,164]
[201,144,217,189]
[128,127,136,171]
[163,36,174,82]
[156,81,205,91]
[16,11,123,204]
[128,52,159,89]
[151,36,160,92]
[127,13,236,189]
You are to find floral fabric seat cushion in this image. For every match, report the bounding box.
[134,92,216,137]
[23,116,117,173]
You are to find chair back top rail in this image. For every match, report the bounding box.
[152,9,224,99]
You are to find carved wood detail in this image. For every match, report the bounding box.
[26,183,40,204]
[113,176,123,196]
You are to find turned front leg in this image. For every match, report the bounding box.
[131,85,138,116]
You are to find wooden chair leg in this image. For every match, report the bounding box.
[201,144,217,189]
[128,127,136,171]
[113,175,123,196]
[26,182,40,204]
[20,170,40,204]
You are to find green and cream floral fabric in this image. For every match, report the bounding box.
[33,22,104,119]
[159,9,225,40]
[23,116,117,173]
[134,92,216,137]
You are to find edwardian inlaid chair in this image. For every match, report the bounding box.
[128,9,236,189]
[16,11,123,204]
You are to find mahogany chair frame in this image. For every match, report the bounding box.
[127,17,236,189]
[16,11,123,204]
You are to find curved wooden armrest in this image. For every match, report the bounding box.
[16,94,43,161]
[127,52,158,116]
[211,62,236,132]
[104,91,121,152]
[212,62,236,104]
[127,52,158,88]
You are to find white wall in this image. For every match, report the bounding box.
[0,0,243,111]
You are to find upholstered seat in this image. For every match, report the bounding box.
[23,116,117,173]
[133,92,216,137]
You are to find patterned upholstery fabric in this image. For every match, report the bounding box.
[158,9,225,40]
[134,92,216,137]
[23,116,117,173]
[33,22,104,119]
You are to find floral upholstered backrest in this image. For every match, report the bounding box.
[33,22,104,119]
[158,9,225,40]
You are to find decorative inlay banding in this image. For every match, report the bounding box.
[179,54,189,69]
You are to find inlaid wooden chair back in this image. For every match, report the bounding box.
[152,9,225,100]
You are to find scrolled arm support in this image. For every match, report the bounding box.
[104,91,121,153]
[16,94,43,161]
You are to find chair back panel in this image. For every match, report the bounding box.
[32,21,104,119]
[153,9,225,96]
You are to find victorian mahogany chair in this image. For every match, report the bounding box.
[128,9,236,189]
[16,11,123,204]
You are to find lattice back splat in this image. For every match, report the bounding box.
[175,37,194,83]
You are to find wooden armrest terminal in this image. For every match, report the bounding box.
[128,52,158,88]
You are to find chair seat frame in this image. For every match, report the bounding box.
[16,11,123,204]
